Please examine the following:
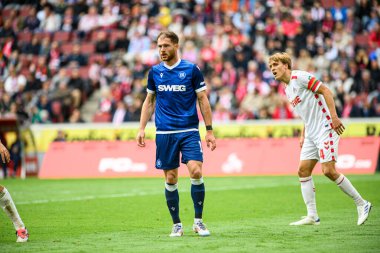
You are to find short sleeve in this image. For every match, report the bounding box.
[147,69,156,94]
[192,65,207,93]
[297,71,322,93]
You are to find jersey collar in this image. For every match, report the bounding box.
[163,59,181,70]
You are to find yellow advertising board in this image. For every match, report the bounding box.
[28,120,380,152]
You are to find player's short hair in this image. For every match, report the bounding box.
[269,52,292,70]
[157,31,179,45]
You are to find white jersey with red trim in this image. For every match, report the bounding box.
[285,70,333,139]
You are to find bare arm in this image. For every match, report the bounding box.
[136,93,156,147]
[197,91,216,151]
[0,141,10,164]
[316,84,345,135]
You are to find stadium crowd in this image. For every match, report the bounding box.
[0,0,379,125]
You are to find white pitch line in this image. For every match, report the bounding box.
[16,181,302,205]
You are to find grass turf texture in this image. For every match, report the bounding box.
[0,174,379,253]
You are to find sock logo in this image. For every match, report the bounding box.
[171,207,176,211]
[198,201,203,205]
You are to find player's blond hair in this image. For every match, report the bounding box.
[269,52,292,70]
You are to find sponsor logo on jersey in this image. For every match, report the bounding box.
[158,85,186,92]
[178,71,186,79]
[290,95,302,107]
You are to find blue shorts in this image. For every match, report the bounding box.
[155,131,203,170]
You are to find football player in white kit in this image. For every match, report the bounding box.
[0,141,29,242]
[268,52,372,226]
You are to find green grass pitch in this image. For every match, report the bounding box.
[0,174,379,253]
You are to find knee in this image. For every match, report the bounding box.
[190,169,202,179]
[166,173,178,184]
[323,168,333,179]
[323,167,339,180]
[187,161,203,179]
[298,167,311,178]
[321,161,340,180]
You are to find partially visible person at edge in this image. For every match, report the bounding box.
[137,31,216,237]
[0,140,29,242]
[268,52,371,226]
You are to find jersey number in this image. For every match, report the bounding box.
[319,149,325,159]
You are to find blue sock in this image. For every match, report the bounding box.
[191,178,205,219]
[165,183,180,224]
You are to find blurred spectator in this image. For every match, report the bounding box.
[272,98,294,120]
[123,30,151,63]
[69,108,85,123]
[0,20,16,40]
[350,69,377,94]
[21,35,41,55]
[111,100,128,124]
[95,31,110,54]
[39,37,51,57]
[0,0,377,125]
[9,133,22,177]
[39,3,61,32]
[369,22,380,48]
[63,43,87,67]
[53,130,66,142]
[330,0,348,23]
[23,6,40,31]
[0,93,12,115]
[67,68,85,108]
[61,6,78,32]
[51,68,69,91]
[77,5,99,37]
[98,5,119,29]
[4,68,26,96]
[48,41,62,72]
[31,56,50,83]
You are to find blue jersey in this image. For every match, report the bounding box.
[147,59,206,133]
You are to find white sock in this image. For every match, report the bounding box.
[0,188,25,230]
[300,176,318,219]
[335,174,366,206]
[194,218,202,224]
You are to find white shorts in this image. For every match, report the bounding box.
[300,129,340,163]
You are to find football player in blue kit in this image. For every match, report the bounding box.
[137,31,216,237]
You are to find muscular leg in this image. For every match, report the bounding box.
[0,185,25,230]
[164,169,180,224]
[187,160,205,219]
[321,161,365,206]
[298,159,318,219]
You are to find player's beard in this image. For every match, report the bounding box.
[161,50,175,62]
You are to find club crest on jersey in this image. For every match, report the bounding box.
[160,73,163,78]
[178,71,186,79]
[291,95,302,107]
[156,159,162,168]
